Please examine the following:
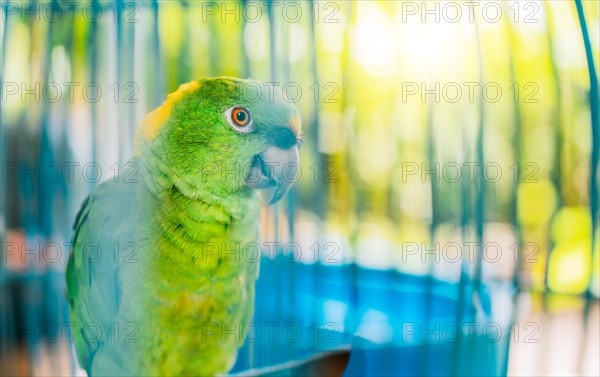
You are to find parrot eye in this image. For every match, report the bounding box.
[225,106,253,133]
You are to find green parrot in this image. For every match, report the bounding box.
[66,77,302,376]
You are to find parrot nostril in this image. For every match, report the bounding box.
[268,127,298,150]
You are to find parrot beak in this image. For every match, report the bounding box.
[245,145,300,205]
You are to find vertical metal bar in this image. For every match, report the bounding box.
[339,1,357,343]
[466,15,487,377]
[280,5,298,364]
[280,11,290,87]
[540,0,563,301]
[63,6,80,373]
[541,0,564,300]
[504,8,523,294]
[574,1,599,375]
[307,0,324,358]
[21,0,35,237]
[451,126,471,376]
[206,0,220,77]
[471,14,486,306]
[0,0,11,247]
[116,0,127,161]
[544,2,564,215]
[126,3,136,152]
[39,4,59,374]
[500,5,525,375]
[575,0,599,301]
[119,0,136,158]
[267,0,282,359]
[22,2,42,372]
[58,3,75,237]
[38,0,57,238]
[151,0,163,107]
[267,0,277,82]
[178,0,190,83]
[308,1,327,221]
[88,0,99,189]
[420,101,436,377]
[240,0,251,78]
[0,7,12,375]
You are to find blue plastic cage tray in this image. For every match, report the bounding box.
[231,257,510,376]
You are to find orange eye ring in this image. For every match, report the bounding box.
[232,107,250,127]
[225,105,253,133]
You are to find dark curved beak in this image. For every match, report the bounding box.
[245,145,300,204]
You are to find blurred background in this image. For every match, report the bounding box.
[1,0,599,376]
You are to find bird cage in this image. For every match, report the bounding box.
[0,1,598,376]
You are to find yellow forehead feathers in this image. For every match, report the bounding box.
[135,80,201,146]
[289,115,301,134]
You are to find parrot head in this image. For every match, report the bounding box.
[136,77,303,205]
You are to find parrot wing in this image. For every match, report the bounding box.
[66,177,143,375]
